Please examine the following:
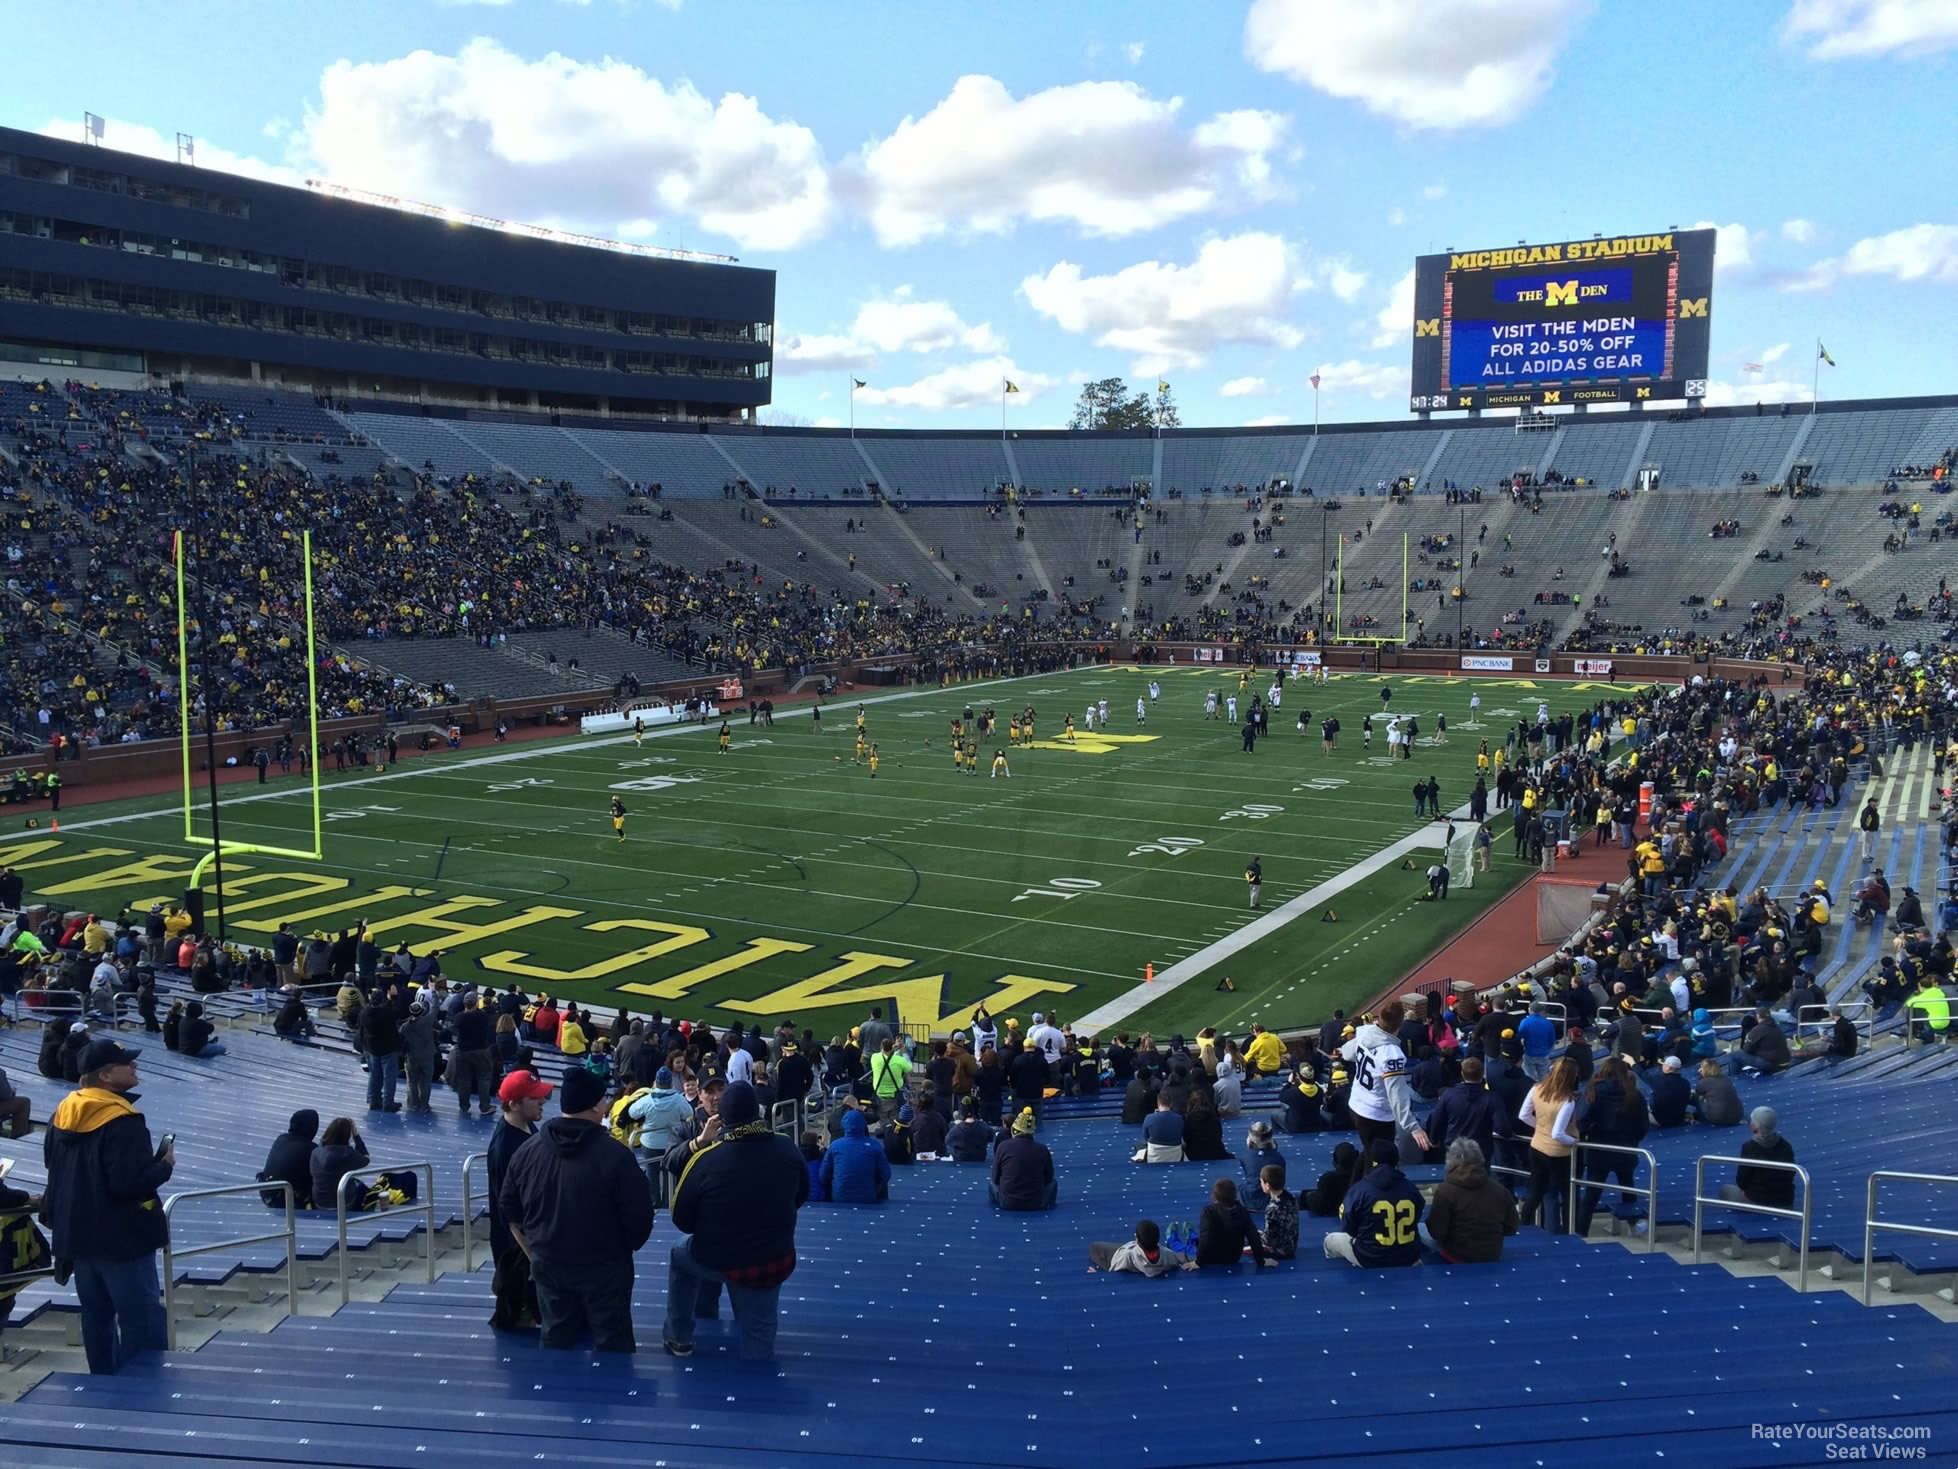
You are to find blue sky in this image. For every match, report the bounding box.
[6,0,1955,427]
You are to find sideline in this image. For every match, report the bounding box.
[44,666,1097,836]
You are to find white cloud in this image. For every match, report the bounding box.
[1244,0,1591,130]
[1693,219,1756,275]
[437,0,515,7]
[1371,268,1418,349]
[1386,207,1409,228]
[1244,413,1296,427]
[1310,358,1408,399]
[855,357,1058,413]
[1219,376,1270,398]
[1785,223,1958,291]
[852,290,1004,354]
[1699,374,1814,409]
[1761,342,1793,364]
[854,75,1288,246]
[1020,232,1305,375]
[1783,0,1958,58]
[1782,218,1816,244]
[775,333,876,374]
[812,416,842,429]
[1422,182,1448,200]
[1324,261,1370,304]
[298,38,831,251]
[38,116,302,186]
[1123,40,1148,63]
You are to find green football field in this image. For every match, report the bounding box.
[11,668,1640,1039]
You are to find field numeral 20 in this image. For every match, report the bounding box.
[1219,803,1285,822]
[1130,836,1205,858]
[1011,877,1102,903]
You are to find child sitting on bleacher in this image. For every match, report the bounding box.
[1304,1141,1359,1216]
[1087,1219,1186,1277]
[1259,1165,1299,1259]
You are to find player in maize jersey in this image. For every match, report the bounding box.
[1339,1000,1430,1176]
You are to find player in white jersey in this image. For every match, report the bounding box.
[1386,717,1401,755]
[1267,682,1281,709]
[1148,680,1160,703]
[1136,697,1146,725]
[1469,691,1482,721]
[1339,1003,1429,1155]
[1226,695,1239,723]
[1098,699,1109,725]
[1537,701,1549,725]
[1084,703,1097,732]
[1317,664,1329,686]
[1205,691,1218,719]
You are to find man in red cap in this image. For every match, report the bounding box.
[487,1069,551,1330]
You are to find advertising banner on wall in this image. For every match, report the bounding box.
[1461,655,1515,672]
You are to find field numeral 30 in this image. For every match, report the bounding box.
[1219,803,1284,822]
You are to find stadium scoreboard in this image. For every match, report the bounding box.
[1408,229,1714,412]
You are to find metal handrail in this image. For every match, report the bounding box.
[161,1180,299,1348]
[335,1160,436,1306]
[1796,1001,1872,1047]
[112,991,145,1030]
[1568,1141,1660,1252]
[1692,1153,1813,1292]
[770,1099,800,1139]
[1862,1171,1958,1305]
[7,988,83,1026]
[459,1150,489,1274]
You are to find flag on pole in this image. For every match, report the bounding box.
[1003,380,1020,394]
[1817,343,1836,367]
[1309,373,1321,390]
[852,378,866,389]
[1156,380,1170,394]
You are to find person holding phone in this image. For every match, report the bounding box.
[42,1039,174,1374]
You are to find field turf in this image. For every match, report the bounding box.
[12,669,1637,1038]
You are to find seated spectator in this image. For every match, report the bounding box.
[178,1001,226,1059]
[1304,1141,1360,1217]
[1258,1164,1298,1260]
[1181,1087,1230,1161]
[1728,1009,1790,1075]
[799,1132,827,1203]
[1324,1139,1424,1269]
[1243,1023,1284,1078]
[946,1100,995,1162]
[990,1108,1056,1211]
[1134,1092,1186,1162]
[1211,1057,1243,1117]
[162,1001,184,1052]
[1420,1137,1518,1264]
[883,1106,915,1167]
[1240,1121,1284,1210]
[1904,976,1951,1045]
[36,1017,72,1079]
[1088,1219,1185,1276]
[1121,1066,1159,1125]
[910,1092,948,1158]
[1691,1059,1744,1126]
[1276,1067,1327,1133]
[819,1106,889,1203]
[311,1117,388,1212]
[1717,1107,1796,1210]
[1648,1055,1691,1127]
[257,1109,319,1208]
[1187,1177,1270,1269]
[271,984,317,1043]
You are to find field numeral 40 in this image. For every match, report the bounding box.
[1130,836,1205,858]
[1220,803,1285,822]
[1011,877,1102,902]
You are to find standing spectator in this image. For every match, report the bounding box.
[1420,1138,1517,1263]
[1324,1139,1424,1268]
[1340,1001,1430,1171]
[398,1000,437,1114]
[42,1039,174,1373]
[626,1068,693,1208]
[1425,1056,1503,1163]
[1007,1037,1050,1131]
[868,1037,911,1127]
[360,987,403,1112]
[1516,1003,1555,1081]
[1859,796,1880,862]
[488,1071,550,1331]
[1518,1056,1580,1232]
[271,922,299,988]
[1571,1057,1651,1235]
[498,1068,654,1352]
[662,1080,808,1360]
[991,1108,1057,1211]
[449,997,497,1117]
[856,1007,892,1058]
[1718,1107,1797,1211]
[774,1040,814,1130]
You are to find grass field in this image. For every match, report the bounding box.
[12,668,1640,1038]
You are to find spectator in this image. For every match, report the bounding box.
[1516,1003,1555,1081]
[946,1100,995,1163]
[1718,1107,1797,1211]
[487,1071,550,1331]
[1905,976,1951,1045]
[1648,1055,1692,1127]
[0,1167,48,1342]
[1324,1139,1422,1268]
[662,1079,808,1360]
[1189,1177,1271,1269]
[272,983,317,1043]
[1303,1141,1359,1216]
[1420,1138,1518,1263]
[1691,1059,1744,1127]
[1258,1164,1299,1260]
[1087,1219,1184,1276]
[0,1063,30,1140]
[256,1109,319,1209]
[1240,1121,1284,1208]
[1426,1055,1504,1163]
[1276,1067,1327,1133]
[1730,1008,1792,1075]
[449,997,498,1117]
[1243,1023,1284,1078]
[626,1068,692,1208]
[1121,1066,1159,1125]
[991,1107,1056,1211]
[1211,1056,1244,1116]
[1572,1056,1651,1235]
[42,1038,174,1373]
[1180,1086,1230,1161]
[910,1093,948,1158]
[499,1068,654,1352]
[310,1117,379,1213]
[1518,1056,1580,1232]
[1006,1039,1050,1130]
[819,1106,890,1203]
[869,1037,911,1127]
[1340,1000,1430,1171]
[360,988,403,1112]
[398,999,437,1114]
[799,1132,827,1202]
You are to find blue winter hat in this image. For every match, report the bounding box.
[655,1067,674,1087]
[719,1080,761,1130]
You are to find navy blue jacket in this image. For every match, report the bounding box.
[1340,1161,1425,1268]
[43,1087,173,1260]
[1426,1080,1504,1162]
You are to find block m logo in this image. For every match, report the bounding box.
[1415,318,1440,337]
[1678,298,1708,318]
[1544,280,1580,309]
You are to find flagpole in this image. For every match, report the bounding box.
[1313,381,1320,436]
[1812,340,1820,416]
[849,376,855,439]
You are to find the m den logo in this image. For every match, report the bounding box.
[1513,279,1609,308]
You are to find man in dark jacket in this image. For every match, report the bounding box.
[360,986,404,1111]
[1007,1043,1051,1131]
[258,1109,319,1208]
[1121,1067,1159,1125]
[774,1040,815,1130]
[43,1039,174,1373]
[1425,1057,1504,1162]
[1718,1106,1796,1211]
[497,1067,654,1351]
[1324,1139,1423,1267]
[1488,1038,1535,1181]
[1648,1055,1692,1127]
[663,1080,808,1360]
[991,1108,1056,1210]
[449,998,497,1116]
[487,1071,549,1330]
[1733,1009,1792,1074]
[1420,1138,1518,1263]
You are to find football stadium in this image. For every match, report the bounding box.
[3,6,1958,1465]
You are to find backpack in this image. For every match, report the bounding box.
[609,1087,650,1145]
